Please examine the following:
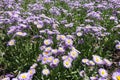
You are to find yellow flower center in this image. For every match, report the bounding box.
[65,61,69,65]
[71,51,76,56]
[101,71,105,75]
[44,70,48,74]
[118,46,120,49]
[83,59,88,63]
[29,70,33,74]
[16,32,23,35]
[45,42,48,44]
[9,40,14,45]
[67,40,71,43]
[53,60,57,63]
[61,36,65,39]
[45,41,49,45]
[43,58,47,61]
[45,52,49,54]
[46,48,51,51]
[21,75,27,79]
[48,57,52,61]
[68,58,71,61]
[96,58,100,62]
[116,76,120,80]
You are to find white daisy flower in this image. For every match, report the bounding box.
[42,69,50,76]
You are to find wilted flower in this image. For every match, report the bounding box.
[79,70,86,77]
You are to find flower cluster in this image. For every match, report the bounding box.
[81,55,118,80]
[1,0,120,80]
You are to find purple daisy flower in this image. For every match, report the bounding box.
[8,39,15,46]
[44,39,53,46]
[92,55,104,65]
[112,70,120,80]
[18,73,30,80]
[28,69,36,77]
[50,58,59,67]
[115,43,120,50]
[98,68,108,78]
[63,59,72,68]
[47,56,54,63]
[15,31,27,37]
[41,56,49,64]
[68,50,78,59]
[65,38,73,46]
